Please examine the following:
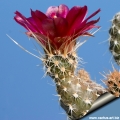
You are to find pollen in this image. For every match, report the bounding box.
[53,15,57,18]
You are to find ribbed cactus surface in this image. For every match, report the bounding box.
[109,12,120,65]
[44,52,106,119]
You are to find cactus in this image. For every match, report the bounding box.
[109,12,120,65]
[12,4,120,120]
[102,67,120,97]
[44,51,106,119]
[108,12,120,97]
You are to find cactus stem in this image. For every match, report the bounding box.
[102,68,120,97]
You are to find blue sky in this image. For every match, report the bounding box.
[0,0,120,120]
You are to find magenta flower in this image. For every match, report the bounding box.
[14,4,100,53]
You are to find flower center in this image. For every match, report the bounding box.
[53,15,57,18]
[50,12,58,19]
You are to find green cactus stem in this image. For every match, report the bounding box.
[109,12,120,65]
[43,51,106,119]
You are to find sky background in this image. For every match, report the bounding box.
[0,0,120,120]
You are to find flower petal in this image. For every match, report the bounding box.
[14,11,29,30]
[66,6,87,35]
[14,5,101,52]
[76,17,100,34]
[66,6,87,25]
[41,18,57,39]
[46,4,69,18]
[14,11,39,32]
[46,6,58,18]
[66,8,100,37]
[54,17,68,36]
[33,10,47,21]
[26,32,47,45]
[31,9,47,34]
[85,9,101,22]
[58,4,69,18]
